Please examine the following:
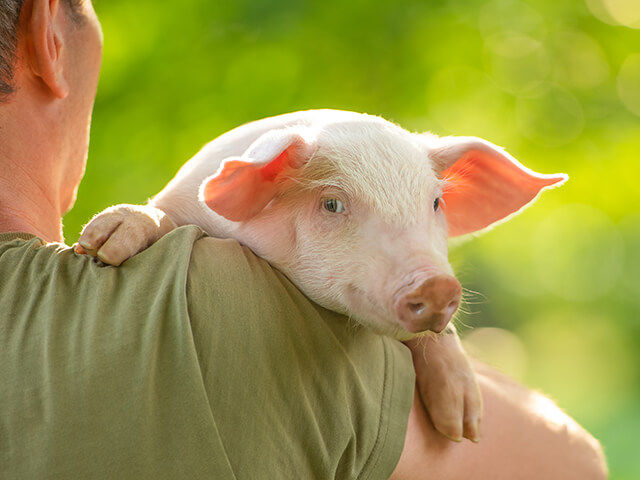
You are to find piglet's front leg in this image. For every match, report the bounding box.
[405,327,482,443]
[75,204,176,266]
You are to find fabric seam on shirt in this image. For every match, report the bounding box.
[356,335,394,480]
[0,232,39,243]
[182,231,239,480]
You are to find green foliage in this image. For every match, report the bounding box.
[65,0,640,476]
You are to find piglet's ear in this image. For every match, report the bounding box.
[199,128,316,222]
[430,137,568,237]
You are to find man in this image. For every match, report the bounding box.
[0,0,607,478]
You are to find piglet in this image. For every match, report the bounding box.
[77,109,566,442]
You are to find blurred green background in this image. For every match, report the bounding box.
[65,0,639,477]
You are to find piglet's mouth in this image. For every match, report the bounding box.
[344,284,397,326]
[343,284,431,338]
[399,307,454,334]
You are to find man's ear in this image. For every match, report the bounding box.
[21,0,69,98]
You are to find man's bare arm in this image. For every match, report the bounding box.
[391,361,608,480]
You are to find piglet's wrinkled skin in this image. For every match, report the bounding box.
[77,109,567,442]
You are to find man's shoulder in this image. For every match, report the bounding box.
[125,225,237,277]
[183,227,415,480]
[136,224,209,260]
[185,226,303,317]
[0,226,219,312]
[146,225,255,272]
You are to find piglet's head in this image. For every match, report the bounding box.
[199,121,566,339]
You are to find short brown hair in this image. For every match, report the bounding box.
[0,0,84,100]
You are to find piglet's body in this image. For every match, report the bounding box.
[77,109,567,442]
[146,109,566,339]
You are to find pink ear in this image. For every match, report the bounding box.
[431,137,567,237]
[201,129,315,222]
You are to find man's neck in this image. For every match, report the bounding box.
[0,177,65,242]
[0,95,66,243]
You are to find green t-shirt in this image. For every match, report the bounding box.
[0,226,414,479]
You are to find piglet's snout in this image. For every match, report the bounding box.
[395,275,462,334]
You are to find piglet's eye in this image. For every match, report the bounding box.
[433,197,441,212]
[323,199,345,214]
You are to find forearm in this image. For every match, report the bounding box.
[391,361,607,480]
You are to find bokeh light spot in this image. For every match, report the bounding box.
[515,85,585,147]
[517,309,636,420]
[619,213,640,306]
[603,0,640,27]
[478,0,546,39]
[484,32,550,95]
[550,31,610,90]
[617,54,640,117]
[465,217,546,298]
[585,0,623,26]
[425,65,507,136]
[463,327,528,381]
[532,204,624,302]
[585,0,640,27]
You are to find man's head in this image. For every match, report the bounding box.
[0,0,102,241]
[0,0,87,100]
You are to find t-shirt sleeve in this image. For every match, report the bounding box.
[186,236,415,480]
[0,227,239,480]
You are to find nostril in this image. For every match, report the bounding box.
[408,302,426,316]
[447,298,460,316]
[396,274,462,334]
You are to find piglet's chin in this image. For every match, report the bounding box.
[400,314,451,335]
[335,290,406,340]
